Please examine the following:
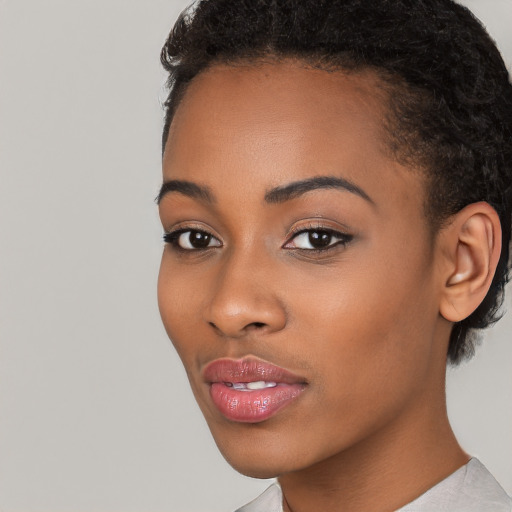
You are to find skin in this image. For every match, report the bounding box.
[157,61,498,511]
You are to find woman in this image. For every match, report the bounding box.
[156,0,512,510]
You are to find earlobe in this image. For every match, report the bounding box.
[439,202,501,323]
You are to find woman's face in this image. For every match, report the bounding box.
[158,62,449,478]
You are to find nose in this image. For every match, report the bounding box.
[204,252,287,338]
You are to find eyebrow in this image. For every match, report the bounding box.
[156,180,214,204]
[264,175,373,204]
[157,175,373,206]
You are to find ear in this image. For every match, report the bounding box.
[439,202,502,323]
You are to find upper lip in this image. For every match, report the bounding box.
[202,356,307,385]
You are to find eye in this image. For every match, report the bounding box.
[284,228,352,251]
[164,229,222,250]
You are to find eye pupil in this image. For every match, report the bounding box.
[309,231,332,248]
[190,231,212,248]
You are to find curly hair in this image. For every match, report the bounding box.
[160,0,512,364]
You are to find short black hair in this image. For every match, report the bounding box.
[160,0,512,364]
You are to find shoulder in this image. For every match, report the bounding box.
[234,459,511,512]
[234,482,283,512]
[400,458,512,512]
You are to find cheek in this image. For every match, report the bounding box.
[158,257,216,414]
[157,253,202,361]
[288,249,437,424]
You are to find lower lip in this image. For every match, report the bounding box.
[209,383,305,423]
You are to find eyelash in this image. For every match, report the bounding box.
[283,224,353,253]
[163,225,353,253]
[163,228,221,251]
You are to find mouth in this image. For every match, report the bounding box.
[203,357,307,423]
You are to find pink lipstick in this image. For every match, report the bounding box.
[203,357,307,423]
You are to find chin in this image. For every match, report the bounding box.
[209,424,313,479]
[222,452,289,479]
[231,462,281,479]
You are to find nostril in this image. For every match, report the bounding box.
[208,320,266,332]
[209,321,223,334]
[208,318,272,338]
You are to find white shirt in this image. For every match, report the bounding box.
[235,458,511,512]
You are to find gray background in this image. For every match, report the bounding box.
[0,1,510,511]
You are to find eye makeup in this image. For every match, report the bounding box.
[163,219,354,260]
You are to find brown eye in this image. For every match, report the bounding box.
[307,231,333,249]
[186,231,212,249]
[164,229,221,250]
[285,229,353,251]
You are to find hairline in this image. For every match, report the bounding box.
[162,54,439,237]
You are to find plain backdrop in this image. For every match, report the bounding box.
[0,1,510,511]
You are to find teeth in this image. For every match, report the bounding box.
[246,381,277,390]
[247,381,273,390]
[224,381,278,391]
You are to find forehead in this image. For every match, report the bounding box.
[165,61,389,167]
[162,61,426,218]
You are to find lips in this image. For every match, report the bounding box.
[203,357,307,423]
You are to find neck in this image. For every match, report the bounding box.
[279,370,468,512]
